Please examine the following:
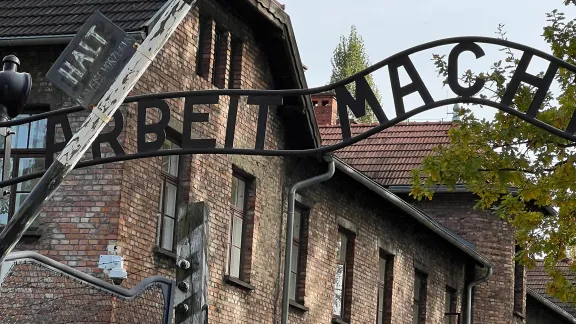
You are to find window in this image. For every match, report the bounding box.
[444,286,457,324]
[228,38,243,89]
[227,173,247,278]
[156,138,180,251]
[413,271,427,324]
[322,100,330,106]
[0,107,48,228]
[211,27,225,87]
[289,204,309,304]
[333,229,354,322]
[377,252,394,324]
[196,15,210,79]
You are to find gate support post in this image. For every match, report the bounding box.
[175,201,209,324]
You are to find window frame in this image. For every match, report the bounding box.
[226,171,249,279]
[333,228,355,323]
[413,270,428,324]
[156,135,181,252]
[377,251,394,324]
[195,14,209,78]
[289,203,309,305]
[444,286,457,324]
[211,26,225,87]
[0,105,49,230]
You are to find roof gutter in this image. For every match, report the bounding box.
[334,158,494,268]
[0,31,147,46]
[387,185,557,216]
[527,288,576,323]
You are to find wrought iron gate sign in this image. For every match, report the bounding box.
[46,11,137,109]
[2,36,576,189]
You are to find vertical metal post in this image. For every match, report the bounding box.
[175,202,209,324]
[0,0,197,263]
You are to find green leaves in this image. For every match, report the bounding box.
[329,25,382,123]
[410,4,576,304]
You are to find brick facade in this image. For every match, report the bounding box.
[402,192,518,324]
[0,1,572,323]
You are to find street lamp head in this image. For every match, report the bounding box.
[0,55,32,120]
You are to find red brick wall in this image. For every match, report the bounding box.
[2,4,487,324]
[283,158,472,324]
[1,45,123,278]
[403,192,517,324]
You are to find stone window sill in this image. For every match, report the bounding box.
[513,311,525,319]
[331,317,348,324]
[224,275,255,291]
[289,300,309,312]
[153,246,176,260]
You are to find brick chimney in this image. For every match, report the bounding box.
[312,92,338,126]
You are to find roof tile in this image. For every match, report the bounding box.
[527,260,576,317]
[320,122,453,186]
[0,0,165,37]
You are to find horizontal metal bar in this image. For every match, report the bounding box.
[0,96,575,189]
[4,251,173,300]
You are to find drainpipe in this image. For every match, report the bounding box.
[466,266,493,324]
[281,155,335,324]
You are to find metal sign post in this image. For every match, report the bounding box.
[174,202,210,324]
[0,0,198,263]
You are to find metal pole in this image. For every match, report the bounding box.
[0,0,197,263]
[281,155,335,324]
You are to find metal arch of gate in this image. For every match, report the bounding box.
[0,251,175,324]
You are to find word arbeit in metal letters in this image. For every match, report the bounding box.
[46,11,137,109]
[44,96,282,166]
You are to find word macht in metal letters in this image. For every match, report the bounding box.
[46,11,137,109]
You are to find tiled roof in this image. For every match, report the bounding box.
[0,1,165,37]
[320,122,453,186]
[527,260,576,318]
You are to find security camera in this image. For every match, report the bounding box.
[98,254,127,286]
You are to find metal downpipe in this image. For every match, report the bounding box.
[466,266,493,324]
[281,155,335,324]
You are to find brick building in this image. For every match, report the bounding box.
[316,92,576,323]
[0,1,573,324]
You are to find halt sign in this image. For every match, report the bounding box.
[46,11,137,109]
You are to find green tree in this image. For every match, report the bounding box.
[329,25,381,123]
[410,4,576,303]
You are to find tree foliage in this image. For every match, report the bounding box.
[410,4,576,303]
[329,25,381,123]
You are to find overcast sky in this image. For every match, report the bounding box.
[281,0,576,122]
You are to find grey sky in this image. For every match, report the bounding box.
[281,0,576,122]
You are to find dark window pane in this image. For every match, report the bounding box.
[293,209,301,241]
[17,158,45,191]
[230,246,241,278]
[0,198,8,225]
[379,257,386,282]
[338,233,347,261]
[29,118,47,149]
[15,193,29,211]
[231,176,245,210]
[377,285,385,324]
[161,216,174,250]
[161,140,179,176]
[12,124,29,149]
[163,182,177,217]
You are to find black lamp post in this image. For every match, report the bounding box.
[0,55,32,201]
